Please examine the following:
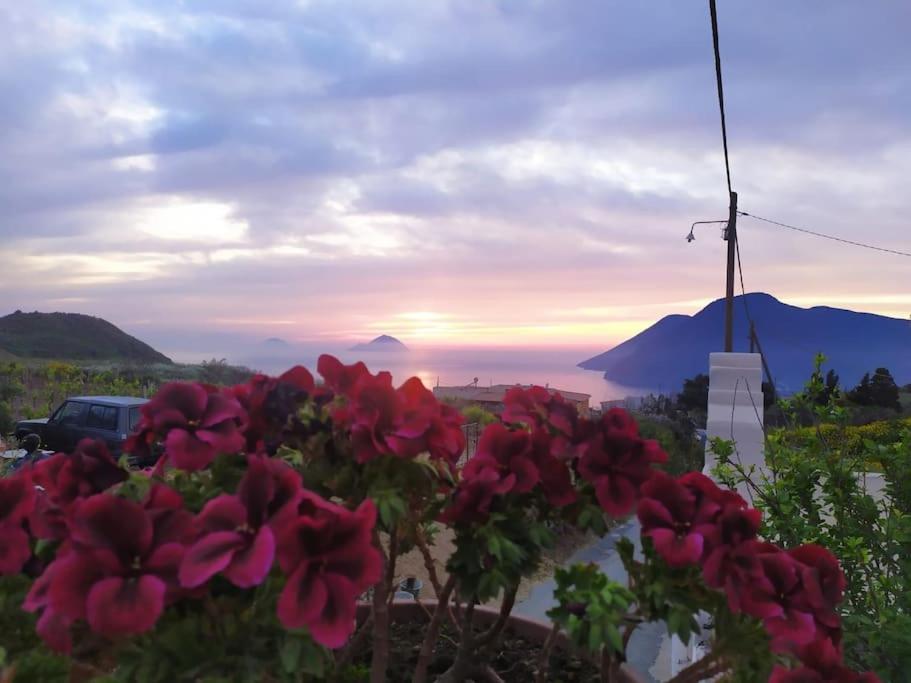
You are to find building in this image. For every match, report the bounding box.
[433,383,591,416]
[600,395,645,412]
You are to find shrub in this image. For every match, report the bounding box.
[711,359,911,679]
[0,357,878,682]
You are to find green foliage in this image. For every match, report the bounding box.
[108,579,331,682]
[549,563,634,654]
[460,404,498,427]
[0,575,68,682]
[636,415,703,475]
[712,355,911,679]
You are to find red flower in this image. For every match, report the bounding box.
[32,492,191,640]
[701,505,763,610]
[637,471,724,566]
[0,470,36,575]
[577,409,666,516]
[317,354,372,396]
[32,439,127,506]
[275,493,382,648]
[529,428,577,506]
[788,544,846,632]
[233,367,315,451]
[319,355,465,465]
[387,377,465,464]
[740,545,817,651]
[472,423,539,493]
[502,385,578,439]
[770,637,880,682]
[22,561,73,653]
[441,461,517,525]
[129,382,247,471]
[180,455,301,588]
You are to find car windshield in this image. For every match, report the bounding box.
[129,406,142,431]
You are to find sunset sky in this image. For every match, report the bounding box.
[2,1,909,353]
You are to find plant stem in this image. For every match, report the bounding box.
[336,613,374,671]
[534,624,559,683]
[475,583,518,652]
[370,532,391,683]
[435,600,477,683]
[413,575,457,683]
[386,525,400,606]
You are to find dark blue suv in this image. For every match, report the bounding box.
[14,396,148,458]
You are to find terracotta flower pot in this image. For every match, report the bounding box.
[357,599,648,683]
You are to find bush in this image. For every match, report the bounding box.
[0,358,878,682]
[711,360,911,679]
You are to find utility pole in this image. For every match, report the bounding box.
[723,190,738,352]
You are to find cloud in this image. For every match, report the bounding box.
[0,0,909,355]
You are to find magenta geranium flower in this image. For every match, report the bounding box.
[130,382,247,471]
[33,438,127,504]
[442,461,517,526]
[23,560,73,653]
[701,504,763,608]
[37,493,190,639]
[317,354,371,396]
[502,385,579,439]
[0,470,36,575]
[387,377,465,464]
[578,409,667,516]
[233,367,315,451]
[473,423,539,493]
[637,471,724,566]
[740,545,818,651]
[788,544,846,633]
[529,428,577,506]
[275,493,382,648]
[771,637,880,682]
[180,455,302,588]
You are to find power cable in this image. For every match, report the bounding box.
[738,211,911,258]
[708,0,732,195]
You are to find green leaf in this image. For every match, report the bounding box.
[280,637,302,674]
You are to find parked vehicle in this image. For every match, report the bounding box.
[14,396,148,460]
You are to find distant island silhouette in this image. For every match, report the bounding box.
[349,335,409,352]
[579,293,911,393]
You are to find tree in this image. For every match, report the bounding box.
[848,367,901,411]
[676,373,709,413]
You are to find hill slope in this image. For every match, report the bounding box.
[0,311,172,363]
[350,335,409,352]
[579,293,911,393]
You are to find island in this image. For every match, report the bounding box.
[349,335,409,352]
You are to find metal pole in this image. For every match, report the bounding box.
[724,191,738,352]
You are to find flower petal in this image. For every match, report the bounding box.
[277,565,328,630]
[165,429,216,472]
[86,575,166,637]
[307,573,359,649]
[223,526,275,588]
[0,522,32,575]
[179,531,245,588]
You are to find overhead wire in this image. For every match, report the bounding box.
[737,211,911,258]
[708,0,732,195]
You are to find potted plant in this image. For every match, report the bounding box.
[0,356,880,682]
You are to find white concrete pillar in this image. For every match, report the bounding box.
[703,352,765,504]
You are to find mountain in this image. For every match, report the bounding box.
[579,293,911,393]
[0,311,172,363]
[349,335,409,352]
[263,337,290,347]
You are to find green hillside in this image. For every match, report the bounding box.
[0,311,171,363]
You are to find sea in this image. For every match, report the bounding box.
[219,346,652,406]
